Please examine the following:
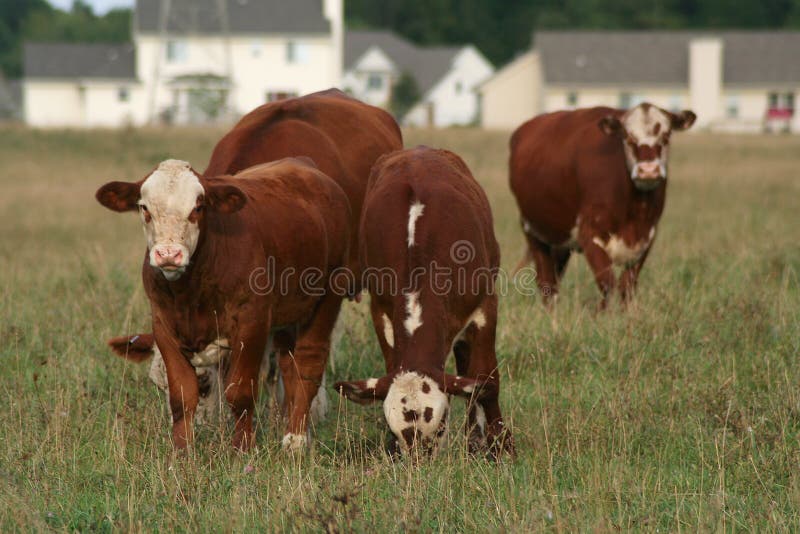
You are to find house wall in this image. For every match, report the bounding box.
[405,46,494,127]
[24,80,143,127]
[135,33,337,122]
[689,38,723,129]
[479,51,540,130]
[342,47,395,107]
[544,87,689,113]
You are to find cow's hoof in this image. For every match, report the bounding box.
[281,432,308,452]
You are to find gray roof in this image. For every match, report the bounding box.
[135,0,329,34]
[346,30,462,94]
[536,31,800,85]
[24,43,136,79]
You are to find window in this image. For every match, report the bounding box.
[286,41,310,64]
[726,95,739,118]
[786,92,795,111]
[367,74,383,91]
[455,81,463,94]
[266,91,298,103]
[118,86,130,102]
[166,40,188,62]
[768,91,796,112]
[250,40,262,58]
[567,91,578,107]
[669,94,683,113]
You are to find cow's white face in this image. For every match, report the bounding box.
[383,371,450,453]
[599,103,696,191]
[139,160,205,280]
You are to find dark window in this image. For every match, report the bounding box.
[367,74,383,90]
[567,91,578,107]
[266,91,298,103]
[118,87,129,102]
[619,92,632,108]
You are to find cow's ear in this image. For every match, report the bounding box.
[96,181,141,212]
[598,116,624,137]
[107,334,155,363]
[205,183,247,214]
[671,109,696,131]
[443,373,499,400]
[334,376,392,405]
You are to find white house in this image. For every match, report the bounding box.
[343,30,494,127]
[480,31,800,133]
[23,0,343,127]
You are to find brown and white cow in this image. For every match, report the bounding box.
[510,103,696,308]
[334,147,514,458]
[106,90,402,438]
[97,157,351,451]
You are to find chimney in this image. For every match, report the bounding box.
[324,0,344,88]
[689,38,723,129]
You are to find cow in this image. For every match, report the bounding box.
[96,157,351,451]
[334,147,515,459]
[509,103,696,308]
[105,89,402,439]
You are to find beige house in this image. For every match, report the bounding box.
[480,31,800,133]
[23,0,343,127]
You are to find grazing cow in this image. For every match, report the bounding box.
[96,157,350,451]
[510,103,695,308]
[334,147,514,458]
[106,90,402,437]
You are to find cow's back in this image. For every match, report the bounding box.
[509,107,627,242]
[205,89,402,226]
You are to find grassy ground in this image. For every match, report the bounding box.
[0,125,798,531]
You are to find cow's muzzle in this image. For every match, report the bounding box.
[151,245,189,280]
[632,160,666,190]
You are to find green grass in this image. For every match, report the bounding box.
[0,125,799,531]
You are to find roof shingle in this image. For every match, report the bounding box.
[24,43,136,79]
[536,31,800,85]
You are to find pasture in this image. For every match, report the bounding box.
[0,126,798,531]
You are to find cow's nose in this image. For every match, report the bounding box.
[636,160,661,179]
[154,247,183,267]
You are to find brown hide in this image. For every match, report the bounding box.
[509,105,689,307]
[335,147,514,458]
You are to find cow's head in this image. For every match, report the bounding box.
[335,371,490,455]
[96,159,246,281]
[599,103,696,191]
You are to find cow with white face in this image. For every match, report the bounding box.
[335,147,514,459]
[510,103,696,308]
[599,103,696,190]
[97,157,351,451]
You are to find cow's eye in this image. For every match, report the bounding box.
[140,204,148,212]
[194,205,203,213]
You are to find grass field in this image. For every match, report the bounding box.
[0,125,799,531]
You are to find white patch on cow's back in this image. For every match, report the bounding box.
[383,371,449,452]
[592,229,655,266]
[381,313,395,348]
[403,292,423,336]
[468,308,487,329]
[407,201,425,247]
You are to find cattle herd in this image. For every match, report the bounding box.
[96,89,695,459]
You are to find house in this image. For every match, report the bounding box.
[22,0,343,127]
[342,30,493,127]
[480,31,800,133]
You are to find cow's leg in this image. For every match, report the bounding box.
[369,299,397,373]
[154,322,199,450]
[279,293,343,451]
[454,296,514,459]
[225,323,269,451]
[526,236,559,306]
[619,246,652,303]
[553,247,572,283]
[579,233,616,309]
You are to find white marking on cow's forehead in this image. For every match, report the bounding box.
[383,371,449,449]
[407,201,425,247]
[140,159,203,214]
[623,105,671,144]
[381,313,395,348]
[403,292,423,336]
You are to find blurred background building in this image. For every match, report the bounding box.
[480,31,800,133]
